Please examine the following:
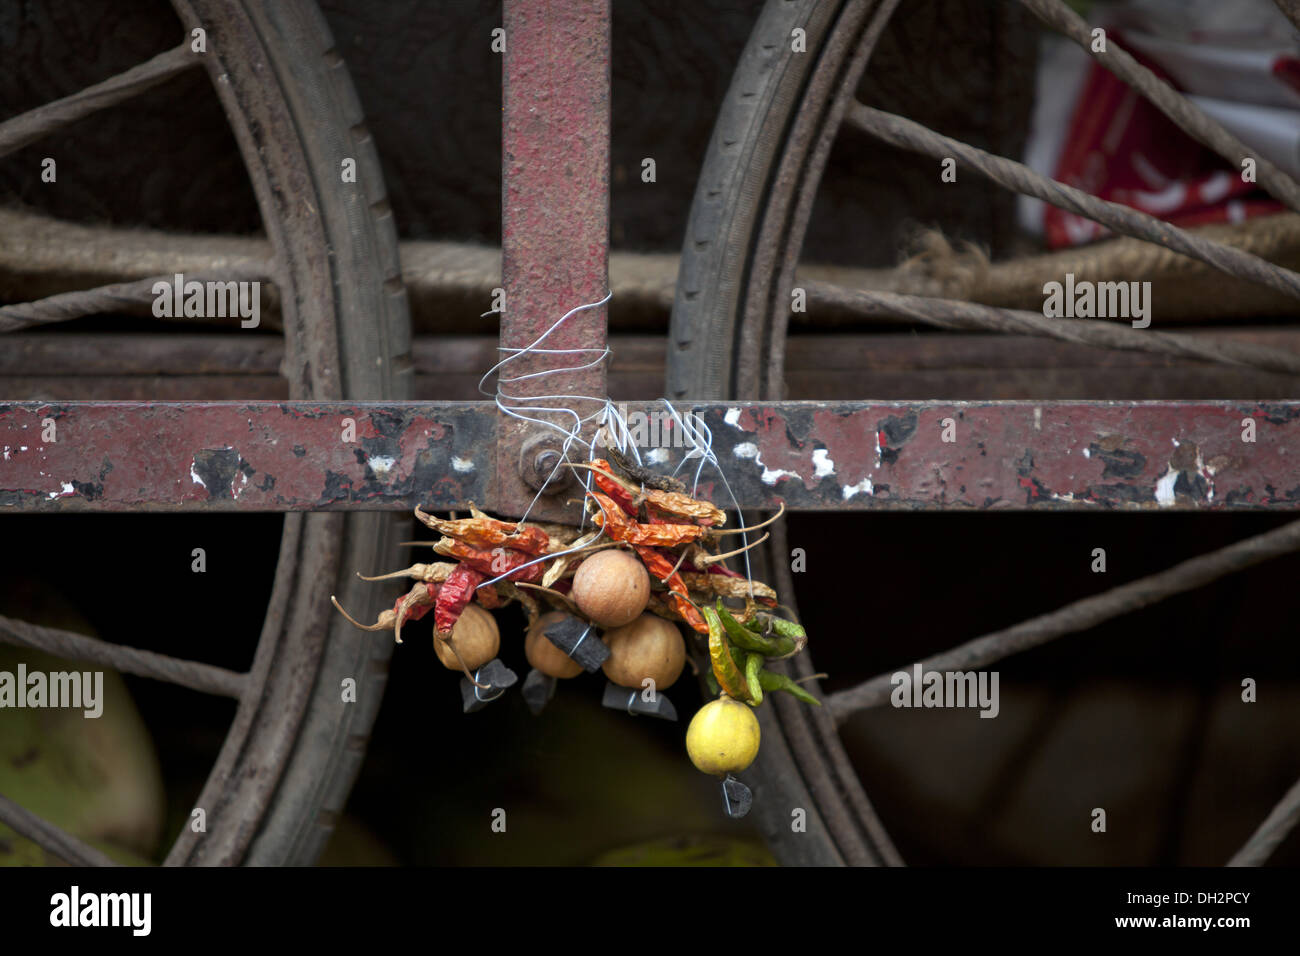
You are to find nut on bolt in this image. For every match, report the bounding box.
[519,432,576,494]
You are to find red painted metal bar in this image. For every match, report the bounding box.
[2,401,1298,512]
[497,0,611,519]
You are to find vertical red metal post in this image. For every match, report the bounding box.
[498,0,611,519]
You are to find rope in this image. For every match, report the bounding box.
[806,282,1300,377]
[0,44,199,160]
[845,104,1300,303]
[0,612,248,699]
[0,271,265,333]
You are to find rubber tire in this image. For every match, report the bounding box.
[668,0,846,401]
[173,0,411,865]
[669,0,905,866]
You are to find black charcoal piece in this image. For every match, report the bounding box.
[522,668,557,715]
[721,775,752,819]
[543,615,609,672]
[459,658,518,713]
[600,681,678,721]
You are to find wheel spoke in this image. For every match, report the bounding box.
[1274,0,1300,32]
[0,613,247,699]
[0,271,267,333]
[1017,0,1300,212]
[0,44,198,159]
[1228,774,1300,866]
[805,281,1300,377]
[827,518,1300,722]
[844,104,1300,303]
[0,793,120,866]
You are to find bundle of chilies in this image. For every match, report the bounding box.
[331,455,817,811]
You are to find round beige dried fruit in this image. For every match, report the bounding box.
[525,610,585,679]
[571,548,650,628]
[601,613,686,690]
[434,603,500,672]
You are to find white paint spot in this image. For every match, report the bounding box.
[47,482,74,500]
[1155,468,1178,507]
[190,466,207,489]
[368,455,397,478]
[645,448,669,465]
[2,447,8,461]
[761,466,799,486]
[873,430,882,470]
[452,456,475,473]
[812,448,835,478]
[18,446,27,452]
[1082,446,1090,458]
[1034,407,1042,431]
[733,441,798,485]
[724,408,742,427]
[842,477,873,499]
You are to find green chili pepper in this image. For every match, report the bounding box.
[744,652,764,706]
[745,612,807,651]
[757,669,821,706]
[704,606,749,701]
[716,601,795,656]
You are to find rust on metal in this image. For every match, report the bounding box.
[0,402,491,512]
[498,0,611,520]
[698,402,1300,510]
[3,401,1299,513]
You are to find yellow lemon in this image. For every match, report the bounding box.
[686,696,760,776]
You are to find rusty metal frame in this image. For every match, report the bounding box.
[4,400,1299,513]
[496,0,610,521]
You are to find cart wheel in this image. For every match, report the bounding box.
[670,0,1300,865]
[0,0,409,864]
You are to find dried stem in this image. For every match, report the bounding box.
[696,533,771,564]
[330,595,387,632]
[713,502,785,535]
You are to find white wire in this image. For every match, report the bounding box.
[470,290,758,602]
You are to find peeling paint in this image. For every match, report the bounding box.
[733,440,798,485]
[190,466,207,489]
[812,448,835,478]
[368,455,397,479]
[47,482,74,500]
[451,456,475,473]
[1155,468,1178,506]
[842,477,873,499]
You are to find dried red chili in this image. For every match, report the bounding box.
[588,491,707,547]
[633,544,708,634]
[434,563,485,634]
[572,460,726,525]
[415,505,549,555]
[433,538,543,584]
